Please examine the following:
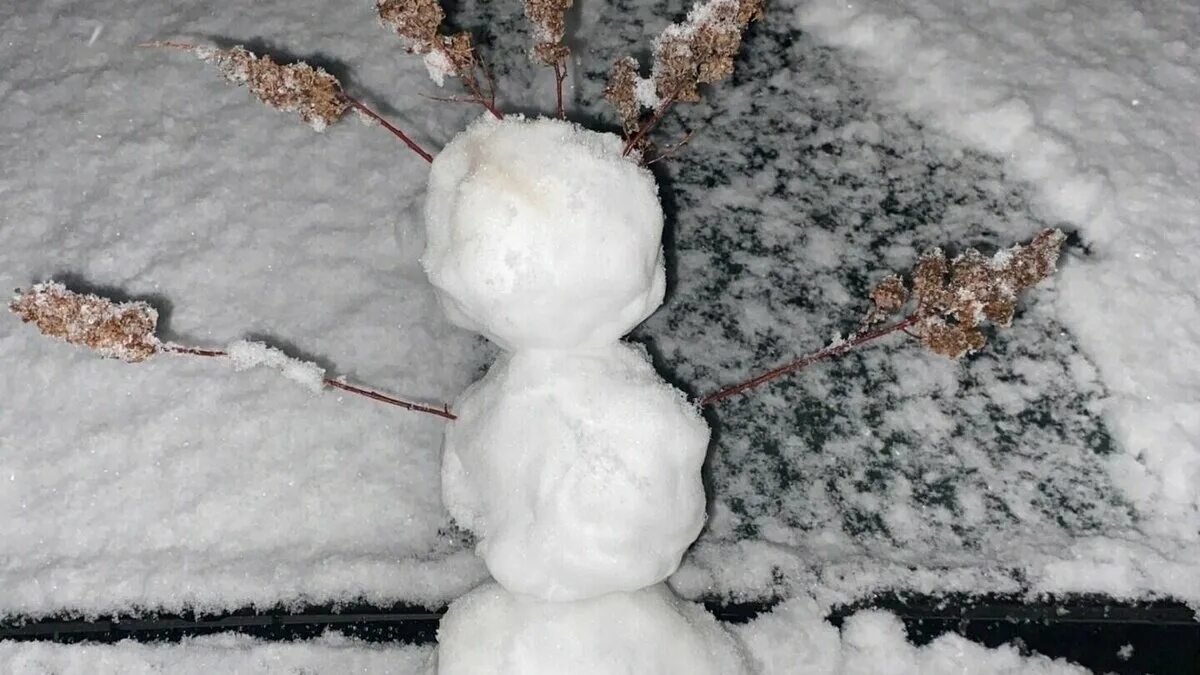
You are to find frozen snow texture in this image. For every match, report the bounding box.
[735,597,1087,675]
[442,343,709,601]
[226,339,325,393]
[795,0,1200,600]
[423,50,455,87]
[0,633,433,674]
[435,581,749,675]
[423,115,666,350]
[0,0,488,616]
[0,597,1089,674]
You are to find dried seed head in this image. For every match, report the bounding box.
[148,43,351,131]
[524,0,573,66]
[605,57,643,134]
[10,282,160,363]
[375,0,482,88]
[652,0,764,102]
[377,0,445,52]
[917,317,986,359]
[865,273,909,325]
[903,228,1066,359]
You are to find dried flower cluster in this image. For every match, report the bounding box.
[604,57,644,134]
[524,0,573,66]
[868,228,1068,358]
[9,282,161,363]
[375,0,483,94]
[147,43,352,132]
[652,0,764,103]
[606,0,763,154]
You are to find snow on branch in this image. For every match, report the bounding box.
[9,282,455,419]
[701,229,1068,405]
[606,0,764,155]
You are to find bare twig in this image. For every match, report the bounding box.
[344,96,434,163]
[163,344,456,419]
[701,316,918,406]
[10,282,455,420]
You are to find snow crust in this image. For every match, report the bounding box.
[442,343,709,601]
[423,115,666,350]
[435,582,748,675]
[794,0,1200,600]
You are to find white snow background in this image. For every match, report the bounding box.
[1,0,1197,670]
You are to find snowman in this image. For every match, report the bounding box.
[422,116,750,673]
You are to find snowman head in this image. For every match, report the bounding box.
[422,115,666,350]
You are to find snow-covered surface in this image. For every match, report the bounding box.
[436,581,748,674]
[0,600,1090,674]
[0,0,490,616]
[791,0,1200,602]
[443,344,708,601]
[423,114,666,351]
[0,0,1196,668]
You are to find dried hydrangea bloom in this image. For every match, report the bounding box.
[865,273,908,326]
[904,229,1067,358]
[652,0,764,102]
[605,57,643,133]
[524,0,573,65]
[376,0,445,50]
[149,43,351,131]
[375,0,482,88]
[9,282,160,363]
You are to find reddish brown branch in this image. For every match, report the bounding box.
[345,96,434,163]
[699,315,919,407]
[553,60,567,119]
[622,97,675,157]
[162,344,456,420]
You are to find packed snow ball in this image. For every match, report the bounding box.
[434,582,749,675]
[422,115,666,350]
[441,344,710,601]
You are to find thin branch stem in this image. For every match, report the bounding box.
[345,96,434,163]
[553,60,567,119]
[622,97,675,157]
[699,315,920,407]
[162,344,456,420]
[646,126,700,165]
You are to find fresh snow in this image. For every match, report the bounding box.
[436,582,748,674]
[1,0,1196,669]
[226,339,326,393]
[795,0,1200,602]
[0,602,1089,674]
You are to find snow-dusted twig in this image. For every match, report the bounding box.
[701,229,1067,406]
[522,0,573,118]
[9,282,455,420]
[142,42,435,163]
